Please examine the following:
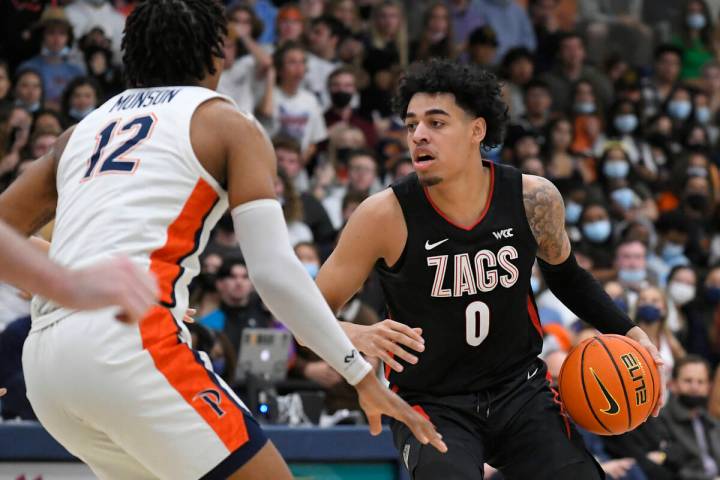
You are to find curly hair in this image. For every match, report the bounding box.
[122,0,227,88]
[392,58,508,149]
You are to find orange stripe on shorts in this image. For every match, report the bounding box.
[140,178,248,451]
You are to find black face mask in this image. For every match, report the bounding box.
[686,193,709,211]
[336,147,353,165]
[330,91,353,109]
[678,393,708,409]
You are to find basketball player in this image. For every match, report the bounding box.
[0,220,156,323]
[0,1,444,478]
[315,59,664,479]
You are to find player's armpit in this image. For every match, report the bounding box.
[316,190,404,313]
[522,175,571,264]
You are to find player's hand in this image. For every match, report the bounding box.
[0,387,6,397]
[602,458,635,479]
[354,372,447,454]
[183,308,197,323]
[626,326,665,416]
[61,256,158,323]
[345,320,425,373]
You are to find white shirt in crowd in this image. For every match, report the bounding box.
[304,53,341,110]
[65,0,126,65]
[217,55,265,116]
[271,87,328,154]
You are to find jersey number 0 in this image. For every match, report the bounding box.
[466,301,490,346]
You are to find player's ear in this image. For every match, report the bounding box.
[471,117,487,146]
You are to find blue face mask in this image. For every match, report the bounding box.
[611,187,635,210]
[662,241,685,261]
[668,100,692,120]
[603,160,630,179]
[613,297,629,313]
[705,286,720,305]
[582,220,611,243]
[212,357,226,376]
[636,304,663,324]
[41,46,71,58]
[696,106,711,124]
[687,13,707,30]
[618,268,646,285]
[574,101,596,114]
[687,166,708,178]
[303,262,319,279]
[565,200,582,224]
[69,106,94,120]
[530,276,541,294]
[614,114,638,134]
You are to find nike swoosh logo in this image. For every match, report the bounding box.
[425,239,449,250]
[527,367,538,380]
[590,368,620,415]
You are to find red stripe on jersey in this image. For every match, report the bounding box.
[422,161,495,231]
[412,405,430,421]
[527,294,543,339]
[546,369,571,439]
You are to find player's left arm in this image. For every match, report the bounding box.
[523,175,664,412]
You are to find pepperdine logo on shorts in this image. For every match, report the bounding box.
[193,389,226,417]
[427,246,519,297]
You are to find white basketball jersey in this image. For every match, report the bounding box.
[32,86,232,329]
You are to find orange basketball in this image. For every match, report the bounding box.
[558,334,660,436]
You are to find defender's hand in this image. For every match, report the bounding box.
[346,320,425,373]
[354,373,447,453]
[0,387,6,397]
[626,326,665,416]
[62,256,158,323]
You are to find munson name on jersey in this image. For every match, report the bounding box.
[427,246,519,297]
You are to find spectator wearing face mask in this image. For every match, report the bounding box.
[324,66,378,148]
[685,266,720,367]
[661,356,720,479]
[578,201,617,282]
[647,212,692,289]
[605,100,658,182]
[635,285,686,392]
[665,85,696,132]
[676,175,715,266]
[12,69,43,115]
[19,7,85,108]
[666,265,699,338]
[642,45,684,120]
[60,76,100,126]
[672,0,716,81]
[596,145,653,223]
[614,238,653,305]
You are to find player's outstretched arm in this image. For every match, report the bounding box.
[316,192,426,372]
[209,103,446,452]
[0,220,157,323]
[523,175,664,414]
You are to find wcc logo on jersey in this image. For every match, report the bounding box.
[426,245,520,297]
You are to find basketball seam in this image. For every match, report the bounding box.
[580,338,612,435]
[596,335,633,431]
[615,335,659,413]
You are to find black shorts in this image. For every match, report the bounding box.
[391,357,604,480]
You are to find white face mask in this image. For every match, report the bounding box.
[668,281,696,306]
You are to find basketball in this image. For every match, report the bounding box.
[558,334,660,436]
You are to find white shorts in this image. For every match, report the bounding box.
[23,306,268,480]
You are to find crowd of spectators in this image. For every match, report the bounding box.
[5,0,720,478]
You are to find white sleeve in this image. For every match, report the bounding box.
[231,199,372,385]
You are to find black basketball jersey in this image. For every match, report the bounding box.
[376,161,542,395]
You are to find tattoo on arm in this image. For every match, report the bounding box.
[523,176,571,263]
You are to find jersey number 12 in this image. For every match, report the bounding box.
[82,114,157,180]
